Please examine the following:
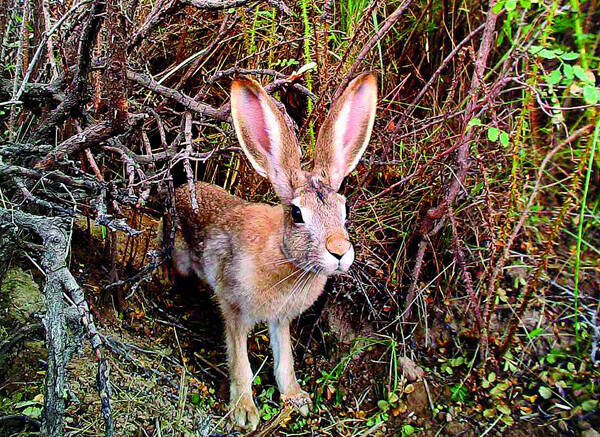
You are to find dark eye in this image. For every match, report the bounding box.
[291,205,304,224]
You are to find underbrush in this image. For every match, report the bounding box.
[1,0,599,435]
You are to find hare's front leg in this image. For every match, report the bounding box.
[224,315,259,430]
[268,320,312,416]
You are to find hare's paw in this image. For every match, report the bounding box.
[281,388,312,416]
[231,394,259,431]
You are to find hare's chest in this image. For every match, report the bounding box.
[246,271,327,322]
[276,275,326,318]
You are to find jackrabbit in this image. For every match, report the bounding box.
[172,72,377,430]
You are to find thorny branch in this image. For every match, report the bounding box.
[402,0,501,325]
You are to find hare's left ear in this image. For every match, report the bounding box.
[312,73,377,191]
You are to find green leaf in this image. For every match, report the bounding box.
[494,382,511,395]
[492,1,505,13]
[573,65,591,83]
[483,408,496,418]
[468,117,482,126]
[450,356,464,367]
[22,406,42,419]
[377,399,389,412]
[451,384,468,401]
[581,400,598,412]
[539,386,552,399]
[402,424,416,436]
[499,131,510,147]
[487,127,500,142]
[253,375,261,385]
[501,415,514,426]
[582,86,599,105]
[560,52,580,61]
[505,0,517,10]
[527,327,543,339]
[537,48,556,59]
[528,45,542,54]
[563,64,574,81]
[497,403,511,415]
[14,400,40,409]
[519,0,531,8]
[546,69,562,85]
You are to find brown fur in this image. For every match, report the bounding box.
[171,73,377,430]
[174,182,327,321]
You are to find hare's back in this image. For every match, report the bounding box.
[175,182,245,229]
[171,182,245,278]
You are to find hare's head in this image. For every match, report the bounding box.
[231,73,377,276]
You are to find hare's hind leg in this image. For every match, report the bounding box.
[224,312,259,430]
[268,320,311,416]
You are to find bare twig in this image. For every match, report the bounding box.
[183,0,291,15]
[183,111,199,213]
[33,0,107,142]
[12,0,93,104]
[128,70,230,121]
[394,22,486,127]
[449,207,483,331]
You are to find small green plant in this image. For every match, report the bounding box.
[1,391,43,421]
[450,384,468,402]
[400,424,418,436]
[271,58,300,68]
[256,385,279,421]
[338,0,371,36]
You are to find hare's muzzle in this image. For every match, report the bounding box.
[325,232,354,273]
[326,232,351,259]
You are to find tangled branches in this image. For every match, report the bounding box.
[1,0,598,434]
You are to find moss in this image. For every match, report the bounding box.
[1,266,43,323]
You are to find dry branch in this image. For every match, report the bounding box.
[183,0,290,15]
[12,0,93,104]
[0,208,114,437]
[481,123,596,357]
[34,113,147,169]
[402,0,500,331]
[128,70,230,121]
[33,0,107,142]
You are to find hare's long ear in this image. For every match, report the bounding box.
[231,77,304,201]
[312,73,377,191]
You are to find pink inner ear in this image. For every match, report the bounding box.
[241,87,271,155]
[342,83,371,149]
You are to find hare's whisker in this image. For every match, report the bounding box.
[254,262,313,312]
[264,267,303,293]
[278,265,317,310]
[260,259,312,297]
[262,257,296,267]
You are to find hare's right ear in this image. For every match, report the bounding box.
[312,73,377,191]
[231,77,304,202]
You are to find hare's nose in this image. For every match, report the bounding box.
[326,233,351,259]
